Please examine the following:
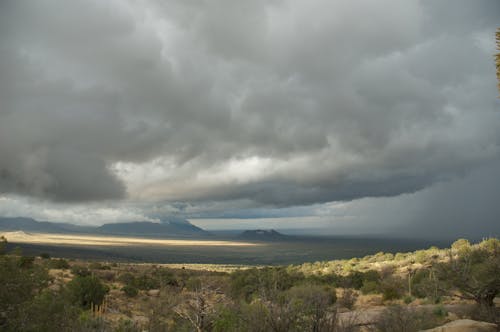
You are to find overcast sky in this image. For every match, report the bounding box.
[1,0,499,239]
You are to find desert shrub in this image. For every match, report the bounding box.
[403,295,415,304]
[18,255,35,268]
[361,281,380,295]
[412,269,443,301]
[133,274,160,290]
[287,284,337,331]
[71,265,91,277]
[414,250,429,264]
[67,275,109,309]
[394,252,407,261]
[49,258,70,269]
[17,289,81,331]
[436,238,500,307]
[341,271,364,289]
[0,236,6,255]
[230,267,305,301]
[0,255,50,330]
[306,272,341,286]
[374,305,439,332]
[337,288,357,309]
[451,238,471,255]
[115,319,140,332]
[39,252,51,259]
[121,285,138,298]
[152,268,179,287]
[118,272,135,285]
[432,305,447,318]
[212,306,244,332]
[380,277,405,301]
[95,270,115,282]
[185,277,202,291]
[77,311,109,331]
[469,304,500,325]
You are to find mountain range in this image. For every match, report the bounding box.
[0,216,207,238]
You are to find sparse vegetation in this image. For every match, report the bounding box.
[0,237,498,330]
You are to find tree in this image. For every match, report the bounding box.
[0,254,50,330]
[287,285,337,332]
[175,283,222,332]
[438,238,500,307]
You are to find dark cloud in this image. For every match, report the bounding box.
[0,0,499,213]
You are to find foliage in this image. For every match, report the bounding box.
[0,236,6,254]
[337,288,357,310]
[0,254,50,330]
[287,284,337,332]
[230,267,305,301]
[380,277,405,301]
[437,238,500,306]
[374,305,440,332]
[48,258,70,269]
[121,285,138,298]
[67,275,109,309]
[71,265,92,277]
[16,290,81,331]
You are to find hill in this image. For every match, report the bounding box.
[238,229,289,241]
[0,216,207,238]
[97,221,206,237]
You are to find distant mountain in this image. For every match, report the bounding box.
[0,216,207,238]
[238,229,289,241]
[0,217,93,233]
[97,220,206,237]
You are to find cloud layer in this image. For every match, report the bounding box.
[1,0,499,234]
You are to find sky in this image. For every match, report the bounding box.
[1,0,499,239]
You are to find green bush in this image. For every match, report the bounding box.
[122,285,139,298]
[0,254,50,330]
[361,280,380,294]
[49,258,70,269]
[18,256,35,268]
[432,305,447,318]
[380,278,404,301]
[71,265,91,277]
[67,275,109,309]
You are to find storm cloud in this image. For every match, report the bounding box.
[0,0,499,233]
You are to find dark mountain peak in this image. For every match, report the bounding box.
[97,220,206,236]
[238,229,288,241]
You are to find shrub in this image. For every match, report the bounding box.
[437,239,500,307]
[67,275,109,309]
[374,305,439,332]
[18,256,35,268]
[71,265,91,277]
[432,305,447,318]
[337,288,357,310]
[49,258,70,269]
[380,277,405,301]
[39,253,51,259]
[118,272,135,285]
[361,281,379,294]
[121,285,139,298]
[0,255,50,329]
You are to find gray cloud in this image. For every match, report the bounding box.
[1,0,499,212]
